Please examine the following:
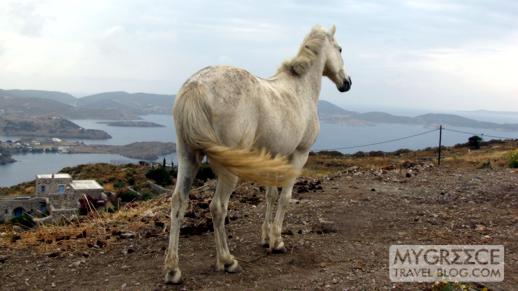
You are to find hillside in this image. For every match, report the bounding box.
[0,89,77,105]
[70,141,176,160]
[0,89,171,119]
[1,142,517,290]
[78,91,175,115]
[2,88,518,131]
[0,116,111,139]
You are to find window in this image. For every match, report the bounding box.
[58,184,65,194]
[39,185,46,193]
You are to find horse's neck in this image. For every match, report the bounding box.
[276,55,324,105]
[299,56,325,104]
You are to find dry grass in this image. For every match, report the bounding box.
[305,140,518,176]
[2,140,517,254]
[0,196,171,253]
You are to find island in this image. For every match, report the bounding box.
[0,150,15,165]
[0,139,176,162]
[0,116,111,139]
[69,141,176,160]
[97,121,165,127]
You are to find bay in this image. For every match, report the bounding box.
[2,113,518,187]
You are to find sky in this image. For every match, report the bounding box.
[0,0,517,112]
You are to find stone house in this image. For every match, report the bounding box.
[0,196,49,223]
[0,173,106,223]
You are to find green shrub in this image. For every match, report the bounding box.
[10,213,36,229]
[118,191,140,202]
[146,167,172,186]
[141,192,154,201]
[126,175,136,186]
[114,180,125,189]
[196,163,216,182]
[468,135,482,150]
[508,150,518,168]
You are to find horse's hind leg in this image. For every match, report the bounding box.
[209,172,240,272]
[261,186,279,247]
[269,151,308,253]
[164,142,200,284]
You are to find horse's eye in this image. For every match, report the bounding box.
[339,47,342,53]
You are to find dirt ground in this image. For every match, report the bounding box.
[1,165,517,290]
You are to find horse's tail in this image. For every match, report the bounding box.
[174,83,300,186]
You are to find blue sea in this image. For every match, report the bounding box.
[1,113,518,187]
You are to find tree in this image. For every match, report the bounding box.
[468,135,482,150]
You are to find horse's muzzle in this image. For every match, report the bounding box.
[338,76,351,92]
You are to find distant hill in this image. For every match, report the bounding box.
[0,89,174,118]
[78,91,175,115]
[1,88,518,131]
[0,89,77,105]
[0,95,139,120]
[0,116,111,139]
[318,100,356,116]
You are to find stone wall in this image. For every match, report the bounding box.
[0,197,49,223]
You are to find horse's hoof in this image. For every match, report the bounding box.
[261,242,269,248]
[271,246,288,254]
[164,268,182,284]
[224,260,242,273]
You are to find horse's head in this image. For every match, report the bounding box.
[323,25,351,92]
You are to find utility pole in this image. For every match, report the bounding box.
[437,125,443,166]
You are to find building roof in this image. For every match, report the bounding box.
[70,180,103,190]
[36,173,72,179]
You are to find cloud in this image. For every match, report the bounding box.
[404,0,463,11]
[8,1,48,37]
[414,33,518,97]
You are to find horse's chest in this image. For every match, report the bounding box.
[298,116,320,151]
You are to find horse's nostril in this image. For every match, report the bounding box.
[348,76,352,85]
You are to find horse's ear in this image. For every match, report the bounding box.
[329,25,336,37]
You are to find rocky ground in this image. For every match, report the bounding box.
[1,161,517,290]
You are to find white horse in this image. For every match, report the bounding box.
[164,25,351,284]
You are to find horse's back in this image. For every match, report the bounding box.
[174,65,318,155]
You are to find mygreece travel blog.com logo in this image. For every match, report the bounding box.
[389,245,504,282]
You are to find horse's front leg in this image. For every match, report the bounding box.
[268,151,309,253]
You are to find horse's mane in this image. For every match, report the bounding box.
[278,26,328,76]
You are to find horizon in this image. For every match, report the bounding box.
[3,87,518,116]
[0,1,517,111]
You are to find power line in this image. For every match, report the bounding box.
[322,128,439,151]
[442,127,517,140]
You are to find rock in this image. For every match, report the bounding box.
[142,209,155,218]
[69,258,86,268]
[119,231,136,239]
[314,218,338,234]
[13,225,23,232]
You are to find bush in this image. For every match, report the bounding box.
[10,213,36,229]
[508,150,518,168]
[118,191,140,202]
[146,167,172,186]
[317,150,344,157]
[114,180,125,189]
[141,192,154,201]
[196,163,216,182]
[468,135,482,150]
[126,175,136,186]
